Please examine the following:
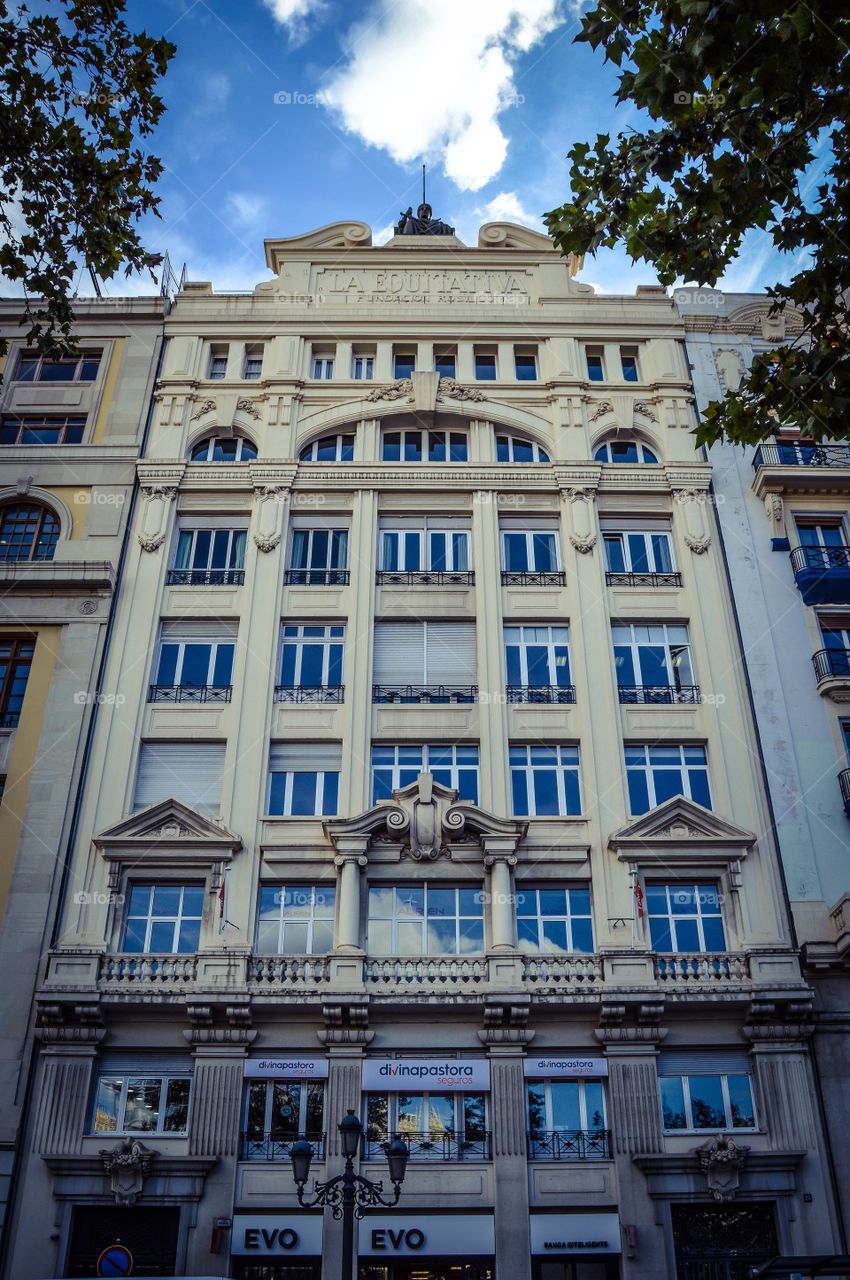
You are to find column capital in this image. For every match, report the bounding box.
[333,851,368,868]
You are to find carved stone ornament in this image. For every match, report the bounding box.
[437,377,487,403]
[253,530,281,553]
[684,533,712,554]
[235,397,261,420]
[695,1133,750,1202]
[100,1137,154,1205]
[589,401,613,422]
[365,376,485,405]
[565,487,597,554]
[365,378,414,403]
[138,485,177,553]
[633,399,659,423]
[191,398,218,421]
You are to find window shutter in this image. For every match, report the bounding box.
[269,742,343,772]
[425,623,477,682]
[599,517,672,532]
[159,620,239,640]
[373,624,426,684]
[133,742,225,813]
[658,1049,750,1075]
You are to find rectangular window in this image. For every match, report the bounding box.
[123,883,204,952]
[625,744,711,814]
[474,349,497,380]
[288,528,349,582]
[381,428,468,462]
[0,414,86,445]
[586,347,605,381]
[367,884,484,954]
[613,623,695,698]
[647,883,725,953]
[501,529,560,573]
[365,1091,487,1159]
[510,745,582,817]
[352,354,374,380]
[527,1078,606,1148]
[434,348,456,378]
[172,528,246,584]
[267,742,341,816]
[279,624,345,689]
[373,622,476,695]
[152,626,235,697]
[379,527,470,572]
[796,520,847,548]
[514,348,538,381]
[603,530,675,575]
[659,1071,756,1131]
[15,348,102,383]
[256,883,336,953]
[312,356,334,379]
[516,886,593,954]
[393,350,416,379]
[133,741,225,813]
[244,345,264,379]
[0,639,35,728]
[244,1079,325,1156]
[504,625,571,693]
[91,1074,191,1135]
[208,347,228,379]
[371,744,479,804]
[620,347,639,381]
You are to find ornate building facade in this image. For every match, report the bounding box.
[1,227,843,1280]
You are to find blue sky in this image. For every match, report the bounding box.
[111,0,799,297]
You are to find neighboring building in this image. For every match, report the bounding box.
[0,298,167,1256]
[3,224,842,1280]
[679,288,850,1242]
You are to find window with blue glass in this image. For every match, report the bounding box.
[594,439,658,464]
[510,745,582,817]
[256,883,336,953]
[646,883,725,952]
[267,743,340,816]
[504,625,571,689]
[585,348,605,381]
[620,347,639,381]
[371,744,479,804]
[603,529,674,574]
[190,435,257,462]
[367,884,484,954]
[393,350,416,378]
[613,624,694,691]
[625,744,711,813]
[496,434,549,463]
[474,349,497,380]
[514,349,537,381]
[300,433,354,461]
[660,1072,756,1131]
[516,886,593,953]
[173,528,246,579]
[279,624,344,689]
[123,884,204,952]
[381,429,468,462]
[434,348,456,378]
[289,528,349,572]
[380,527,470,572]
[154,635,234,690]
[796,520,847,548]
[501,529,560,573]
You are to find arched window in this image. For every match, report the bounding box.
[300,433,355,462]
[190,435,257,462]
[0,502,60,562]
[594,439,658,464]
[496,434,550,463]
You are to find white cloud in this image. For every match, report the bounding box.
[263,0,326,42]
[320,0,565,191]
[373,222,396,245]
[228,192,269,227]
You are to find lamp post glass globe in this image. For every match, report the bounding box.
[339,1109,363,1160]
[385,1136,409,1185]
[290,1138,314,1186]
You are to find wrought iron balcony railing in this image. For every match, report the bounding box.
[274,684,345,703]
[840,769,850,815]
[790,546,850,606]
[506,684,576,704]
[617,684,701,705]
[812,648,850,683]
[791,545,850,574]
[605,570,683,588]
[285,569,350,585]
[241,1132,325,1162]
[527,1129,611,1161]
[753,443,850,469]
[363,1131,490,1162]
[165,568,245,586]
[148,684,232,704]
[501,571,566,586]
[376,570,475,586]
[372,684,478,704]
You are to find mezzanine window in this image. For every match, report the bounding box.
[277,624,344,701]
[620,347,639,382]
[91,1074,191,1135]
[434,348,456,378]
[365,1092,487,1160]
[371,744,480,804]
[514,348,537,381]
[0,504,59,562]
[256,884,336,953]
[474,349,497,380]
[613,623,698,703]
[243,1079,325,1160]
[352,353,374,380]
[367,885,484,955]
[527,1078,608,1159]
[169,527,246,585]
[312,354,334,379]
[393,350,416,379]
[586,347,605,381]
[287,528,349,584]
[123,884,204,953]
[381,428,468,462]
[0,414,86,445]
[267,743,341,816]
[647,883,725,953]
[496,434,549,463]
[516,886,593,954]
[15,348,101,382]
[244,345,264,379]
[0,639,34,727]
[208,348,228,379]
[300,433,354,462]
[190,436,257,462]
[625,744,711,814]
[510,745,582,817]
[659,1060,756,1132]
[594,439,658,464]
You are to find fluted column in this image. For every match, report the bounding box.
[488,1044,532,1280]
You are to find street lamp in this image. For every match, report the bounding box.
[290,1110,408,1280]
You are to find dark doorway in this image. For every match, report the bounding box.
[66,1206,180,1277]
[233,1264,321,1280]
[671,1203,778,1280]
[360,1264,494,1280]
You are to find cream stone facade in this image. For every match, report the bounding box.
[2,229,843,1280]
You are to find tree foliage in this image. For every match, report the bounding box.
[0,0,175,353]
[544,0,850,446]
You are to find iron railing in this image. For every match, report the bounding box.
[501,571,566,586]
[166,568,245,586]
[363,1131,490,1162]
[376,570,475,586]
[285,569,350,585]
[617,684,701,705]
[605,570,683,588]
[274,685,345,703]
[527,1129,611,1160]
[812,648,850,682]
[840,769,850,814]
[790,545,850,575]
[241,1132,325,1162]
[506,684,576,704]
[148,684,232,704]
[372,684,478,704]
[753,443,850,469]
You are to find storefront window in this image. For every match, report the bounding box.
[91,1074,191,1134]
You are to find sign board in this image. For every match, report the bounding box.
[362,1058,490,1092]
[530,1214,621,1255]
[359,1215,495,1257]
[231,1216,323,1257]
[243,1057,329,1080]
[96,1245,133,1277]
[523,1055,608,1079]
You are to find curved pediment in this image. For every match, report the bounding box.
[264,222,373,271]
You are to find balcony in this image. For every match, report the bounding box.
[375,570,474,586]
[241,1132,325,1162]
[520,954,602,992]
[148,684,232,704]
[506,685,576,704]
[99,954,197,987]
[605,571,682,588]
[812,649,850,700]
[364,1131,490,1162]
[275,685,344,703]
[790,546,850,605]
[285,569,350,585]
[165,568,245,586]
[840,770,850,816]
[754,443,850,470]
[365,956,488,994]
[501,571,566,586]
[248,955,331,987]
[372,684,478,704]
[654,953,750,985]
[617,684,701,705]
[527,1129,611,1161]
[752,443,850,499]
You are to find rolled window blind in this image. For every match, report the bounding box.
[373,623,476,684]
[133,742,225,813]
[658,1049,750,1075]
[269,742,343,772]
[159,620,239,640]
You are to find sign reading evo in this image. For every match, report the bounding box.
[244,1057,329,1080]
[362,1058,490,1092]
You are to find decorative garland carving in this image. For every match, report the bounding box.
[365,378,414,403]
[190,398,217,420]
[437,377,487,403]
[235,397,261,420]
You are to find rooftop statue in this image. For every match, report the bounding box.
[395,202,455,236]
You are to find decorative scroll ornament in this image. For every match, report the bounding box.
[100,1138,154,1205]
[191,398,217,421]
[365,376,485,405]
[137,486,177,552]
[565,486,597,554]
[252,482,289,553]
[673,488,712,554]
[588,400,613,422]
[365,378,414,403]
[254,531,281,553]
[437,377,487,403]
[235,397,261,420]
[695,1134,750,1202]
[633,399,659,423]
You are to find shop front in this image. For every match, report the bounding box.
[358,1213,495,1280]
[529,1212,621,1280]
[231,1213,323,1280]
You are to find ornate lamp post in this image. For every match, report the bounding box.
[290,1110,409,1280]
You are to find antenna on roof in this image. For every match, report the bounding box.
[422,163,426,206]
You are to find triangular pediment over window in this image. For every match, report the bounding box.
[609,796,756,867]
[94,798,241,868]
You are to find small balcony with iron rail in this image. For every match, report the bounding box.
[812,648,850,701]
[752,442,850,500]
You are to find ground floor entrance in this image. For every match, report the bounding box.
[66,1206,180,1276]
[532,1261,619,1280]
[359,1265,494,1280]
[671,1203,778,1280]
[232,1264,321,1280]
